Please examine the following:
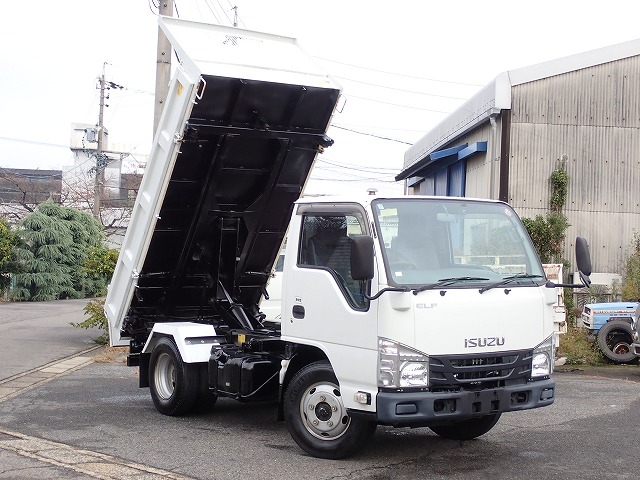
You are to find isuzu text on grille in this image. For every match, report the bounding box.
[464,337,505,348]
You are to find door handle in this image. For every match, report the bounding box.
[292,305,305,319]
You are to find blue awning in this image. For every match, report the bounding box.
[397,141,487,181]
[457,142,487,160]
[430,144,468,160]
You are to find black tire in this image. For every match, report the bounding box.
[149,337,199,416]
[429,413,501,440]
[283,361,376,459]
[597,320,636,364]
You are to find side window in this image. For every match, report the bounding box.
[299,212,368,309]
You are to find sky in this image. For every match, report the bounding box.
[2,0,640,196]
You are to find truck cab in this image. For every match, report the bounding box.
[281,197,557,426]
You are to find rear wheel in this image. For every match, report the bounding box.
[284,361,376,459]
[429,413,501,440]
[149,337,199,415]
[597,321,636,364]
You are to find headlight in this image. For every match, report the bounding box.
[531,335,554,378]
[378,338,429,388]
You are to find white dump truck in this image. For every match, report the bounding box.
[105,16,593,459]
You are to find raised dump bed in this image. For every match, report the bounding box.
[105,16,340,346]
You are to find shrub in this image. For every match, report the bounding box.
[558,327,604,365]
[522,213,570,264]
[0,218,21,296]
[83,245,119,297]
[73,246,118,343]
[72,298,109,344]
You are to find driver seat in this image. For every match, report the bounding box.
[391,220,440,270]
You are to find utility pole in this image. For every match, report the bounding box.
[93,62,108,220]
[153,0,174,136]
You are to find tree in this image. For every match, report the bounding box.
[12,202,104,301]
[62,167,141,241]
[0,217,20,295]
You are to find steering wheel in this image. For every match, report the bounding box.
[387,249,418,270]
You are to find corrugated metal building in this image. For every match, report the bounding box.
[398,39,640,275]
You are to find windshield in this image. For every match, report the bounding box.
[372,198,545,288]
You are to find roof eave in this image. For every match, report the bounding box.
[401,37,640,178]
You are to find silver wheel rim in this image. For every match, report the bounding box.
[612,341,631,355]
[299,381,350,440]
[154,352,176,400]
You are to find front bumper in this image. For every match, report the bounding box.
[374,378,555,427]
[633,342,640,357]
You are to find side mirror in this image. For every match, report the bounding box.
[350,235,374,281]
[575,237,592,287]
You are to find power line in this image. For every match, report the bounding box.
[214,0,233,25]
[345,94,453,114]
[201,0,221,23]
[334,122,427,133]
[147,0,158,14]
[314,56,483,87]
[317,157,401,174]
[334,75,469,101]
[330,125,414,144]
[312,159,401,184]
[311,176,398,184]
[312,163,398,181]
[0,136,69,149]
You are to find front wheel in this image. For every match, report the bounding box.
[429,413,501,440]
[284,361,376,459]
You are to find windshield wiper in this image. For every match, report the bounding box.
[478,274,545,294]
[412,277,490,295]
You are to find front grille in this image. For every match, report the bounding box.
[430,350,533,389]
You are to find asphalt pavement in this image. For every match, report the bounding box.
[0,299,102,379]
[1,300,639,480]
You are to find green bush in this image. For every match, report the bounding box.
[83,245,119,297]
[73,245,119,343]
[559,327,604,365]
[0,218,21,296]
[72,298,109,345]
[522,212,570,264]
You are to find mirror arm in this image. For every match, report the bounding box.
[364,286,411,301]
[546,281,586,289]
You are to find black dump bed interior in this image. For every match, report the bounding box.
[124,75,339,335]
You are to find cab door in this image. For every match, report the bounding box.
[281,203,378,353]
